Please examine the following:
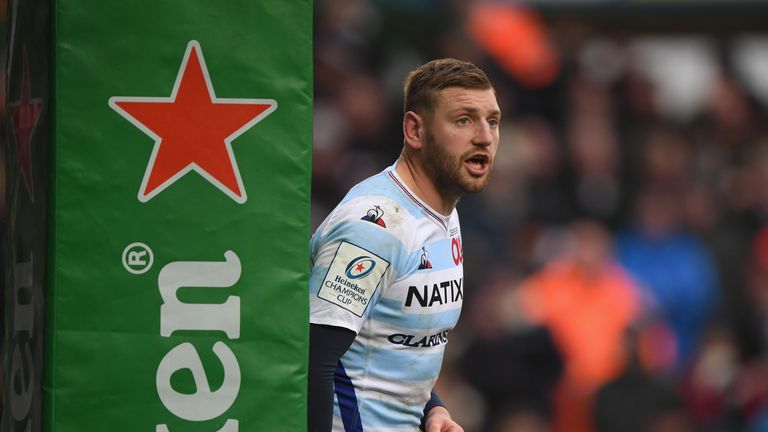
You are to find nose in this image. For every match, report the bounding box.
[472,121,494,147]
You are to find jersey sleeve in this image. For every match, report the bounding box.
[309,199,406,333]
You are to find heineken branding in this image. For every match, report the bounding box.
[4,7,47,428]
[109,41,278,204]
[5,2,312,430]
[9,54,43,202]
[9,254,36,431]
[155,251,242,431]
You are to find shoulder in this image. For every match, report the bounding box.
[317,170,423,244]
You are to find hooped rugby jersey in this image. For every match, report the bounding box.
[310,163,464,432]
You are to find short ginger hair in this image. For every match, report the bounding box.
[403,58,494,115]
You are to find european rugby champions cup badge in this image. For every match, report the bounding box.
[109,41,277,203]
[318,241,390,317]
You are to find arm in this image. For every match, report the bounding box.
[421,390,463,432]
[308,324,356,432]
[308,201,401,430]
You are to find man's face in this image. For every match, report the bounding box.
[421,87,501,196]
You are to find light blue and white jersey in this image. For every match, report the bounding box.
[310,163,465,432]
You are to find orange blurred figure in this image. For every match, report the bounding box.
[467,3,559,88]
[517,220,642,432]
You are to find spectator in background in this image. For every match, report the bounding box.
[515,219,642,432]
[746,227,768,354]
[460,268,563,432]
[565,74,628,229]
[679,327,766,431]
[595,329,691,432]
[683,226,768,431]
[617,186,719,374]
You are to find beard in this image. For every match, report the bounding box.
[421,128,491,198]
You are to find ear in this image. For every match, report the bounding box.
[403,111,425,150]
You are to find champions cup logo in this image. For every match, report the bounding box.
[345,256,376,279]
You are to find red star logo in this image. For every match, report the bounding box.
[109,41,277,203]
[355,263,365,273]
[9,52,43,202]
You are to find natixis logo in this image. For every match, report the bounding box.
[345,256,376,279]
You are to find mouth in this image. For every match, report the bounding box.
[464,153,490,176]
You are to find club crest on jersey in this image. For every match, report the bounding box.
[345,256,376,279]
[361,205,386,228]
[418,247,432,270]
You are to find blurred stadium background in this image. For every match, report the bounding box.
[313,1,768,431]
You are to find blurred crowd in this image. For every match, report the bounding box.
[313,1,768,431]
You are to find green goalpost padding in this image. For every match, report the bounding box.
[3,1,312,431]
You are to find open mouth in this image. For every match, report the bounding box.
[464,154,490,176]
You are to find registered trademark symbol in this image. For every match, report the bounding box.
[122,242,154,275]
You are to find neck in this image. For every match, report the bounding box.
[395,151,458,216]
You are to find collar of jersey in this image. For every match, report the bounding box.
[386,163,453,231]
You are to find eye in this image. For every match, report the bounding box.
[456,117,470,126]
[488,118,500,128]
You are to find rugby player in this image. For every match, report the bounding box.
[309,58,501,432]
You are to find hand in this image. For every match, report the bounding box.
[424,406,464,432]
